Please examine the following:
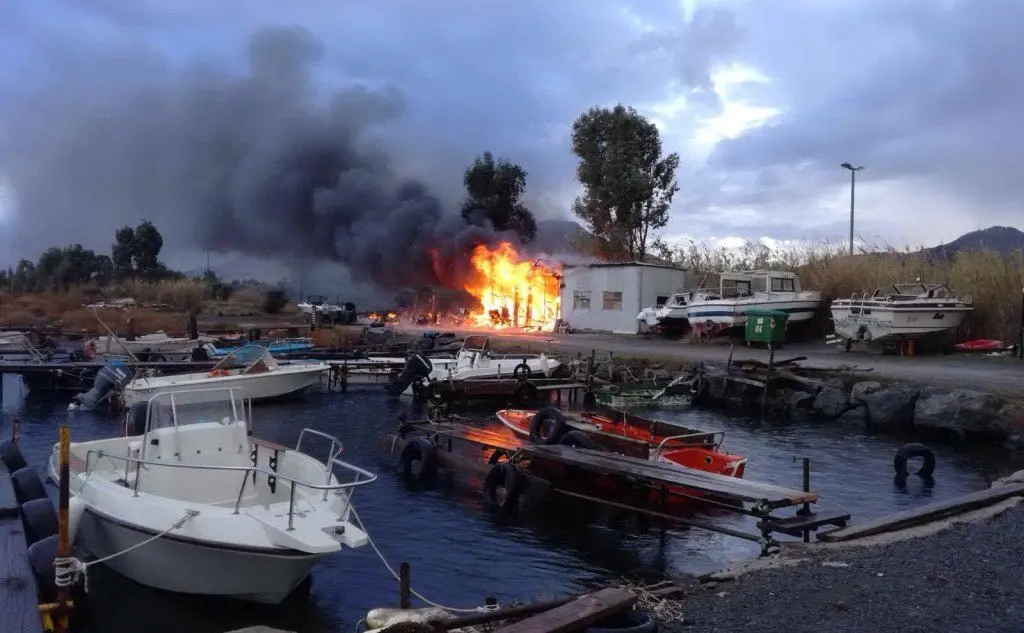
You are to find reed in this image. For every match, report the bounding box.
[663,239,1024,341]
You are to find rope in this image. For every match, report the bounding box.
[54,509,199,592]
[349,506,497,615]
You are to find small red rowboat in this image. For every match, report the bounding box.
[496,407,746,479]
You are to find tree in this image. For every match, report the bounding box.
[461,152,537,243]
[570,105,680,262]
[112,226,135,280]
[132,220,164,280]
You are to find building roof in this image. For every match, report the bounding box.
[562,261,687,272]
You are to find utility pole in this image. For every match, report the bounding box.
[840,163,864,255]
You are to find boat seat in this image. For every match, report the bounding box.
[243,501,367,553]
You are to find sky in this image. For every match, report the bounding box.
[0,0,1021,283]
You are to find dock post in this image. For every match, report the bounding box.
[800,457,811,543]
[399,561,411,609]
[40,425,74,632]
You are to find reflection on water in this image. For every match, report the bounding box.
[1,374,1020,632]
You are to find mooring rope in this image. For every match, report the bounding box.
[349,505,498,615]
[54,509,199,592]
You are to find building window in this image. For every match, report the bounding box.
[656,295,669,307]
[572,291,591,310]
[602,291,623,310]
[771,277,795,292]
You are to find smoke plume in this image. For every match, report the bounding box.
[0,26,512,291]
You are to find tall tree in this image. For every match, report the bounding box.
[461,151,537,243]
[112,226,136,280]
[570,104,680,261]
[132,220,164,280]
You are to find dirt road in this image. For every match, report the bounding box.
[483,331,1024,392]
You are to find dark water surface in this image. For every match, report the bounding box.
[1,376,1020,633]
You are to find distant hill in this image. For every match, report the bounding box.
[924,226,1024,259]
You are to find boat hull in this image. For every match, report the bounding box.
[78,507,321,603]
[830,305,972,343]
[685,295,821,327]
[123,367,325,406]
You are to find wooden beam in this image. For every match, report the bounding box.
[819,482,1024,542]
[493,588,636,633]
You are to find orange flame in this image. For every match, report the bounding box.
[463,242,561,329]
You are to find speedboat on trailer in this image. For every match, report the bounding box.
[48,387,377,604]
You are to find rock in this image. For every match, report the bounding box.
[862,386,919,428]
[914,388,1008,438]
[650,368,672,381]
[835,405,868,428]
[993,470,1024,486]
[850,381,884,403]
[812,387,851,419]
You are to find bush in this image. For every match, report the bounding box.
[261,290,290,314]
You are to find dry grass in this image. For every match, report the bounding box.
[664,239,1024,341]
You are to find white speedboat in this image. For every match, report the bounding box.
[87,332,214,358]
[680,270,822,334]
[122,345,327,407]
[637,293,692,334]
[48,387,376,604]
[830,283,973,344]
[400,335,560,395]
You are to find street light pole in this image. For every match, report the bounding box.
[840,163,864,255]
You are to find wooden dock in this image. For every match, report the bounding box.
[0,464,44,633]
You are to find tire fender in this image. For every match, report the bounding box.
[12,467,47,505]
[21,498,58,546]
[0,440,28,472]
[514,381,540,404]
[399,437,439,481]
[529,407,567,444]
[513,363,532,380]
[482,462,522,509]
[893,442,936,478]
[559,430,597,450]
[583,609,657,633]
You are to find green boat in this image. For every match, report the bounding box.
[595,380,694,411]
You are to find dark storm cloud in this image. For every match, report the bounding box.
[0,0,742,278]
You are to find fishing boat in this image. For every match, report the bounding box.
[121,345,328,407]
[681,270,822,336]
[48,387,377,603]
[594,380,693,410]
[87,332,215,358]
[830,283,973,345]
[496,407,746,478]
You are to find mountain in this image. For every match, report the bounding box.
[924,226,1024,258]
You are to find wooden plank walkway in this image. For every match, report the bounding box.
[494,588,636,633]
[523,445,817,508]
[818,482,1024,542]
[0,465,44,633]
[404,422,526,451]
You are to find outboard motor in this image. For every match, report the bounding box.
[70,361,134,410]
[388,353,433,396]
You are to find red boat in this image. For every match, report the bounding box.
[495,407,746,479]
[954,339,1007,352]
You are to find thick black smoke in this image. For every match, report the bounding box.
[0,27,509,290]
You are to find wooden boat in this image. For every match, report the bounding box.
[495,407,746,478]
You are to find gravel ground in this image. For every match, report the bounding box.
[660,504,1024,633]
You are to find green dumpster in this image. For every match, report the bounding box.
[745,308,788,345]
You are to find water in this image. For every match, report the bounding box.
[2,376,1020,633]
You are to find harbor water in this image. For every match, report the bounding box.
[1,375,1020,633]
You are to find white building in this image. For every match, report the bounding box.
[559,262,688,334]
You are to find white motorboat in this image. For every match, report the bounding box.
[0,330,28,348]
[830,283,973,344]
[328,355,458,387]
[399,335,560,395]
[637,294,691,333]
[48,387,377,604]
[87,332,214,359]
[672,270,822,334]
[122,345,328,407]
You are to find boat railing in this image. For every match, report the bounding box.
[652,431,724,461]
[81,438,378,532]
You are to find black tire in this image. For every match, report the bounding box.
[12,467,47,505]
[513,381,540,404]
[560,430,597,450]
[399,438,439,481]
[28,534,59,598]
[0,440,27,472]
[482,462,522,509]
[529,407,567,444]
[21,497,58,546]
[513,363,531,380]
[893,442,936,478]
[584,609,657,633]
[427,382,448,406]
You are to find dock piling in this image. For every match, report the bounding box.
[800,457,812,543]
[399,561,411,609]
[39,425,74,632]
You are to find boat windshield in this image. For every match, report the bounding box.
[144,386,251,432]
[209,344,279,374]
[460,335,491,353]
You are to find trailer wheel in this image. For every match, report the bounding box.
[399,438,439,481]
[583,609,656,632]
[483,462,522,509]
[560,430,597,450]
[513,363,532,380]
[12,467,47,505]
[530,407,567,444]
[0,440,27,472]
[893,442,936,478]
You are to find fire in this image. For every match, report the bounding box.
[463,242,561,330]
